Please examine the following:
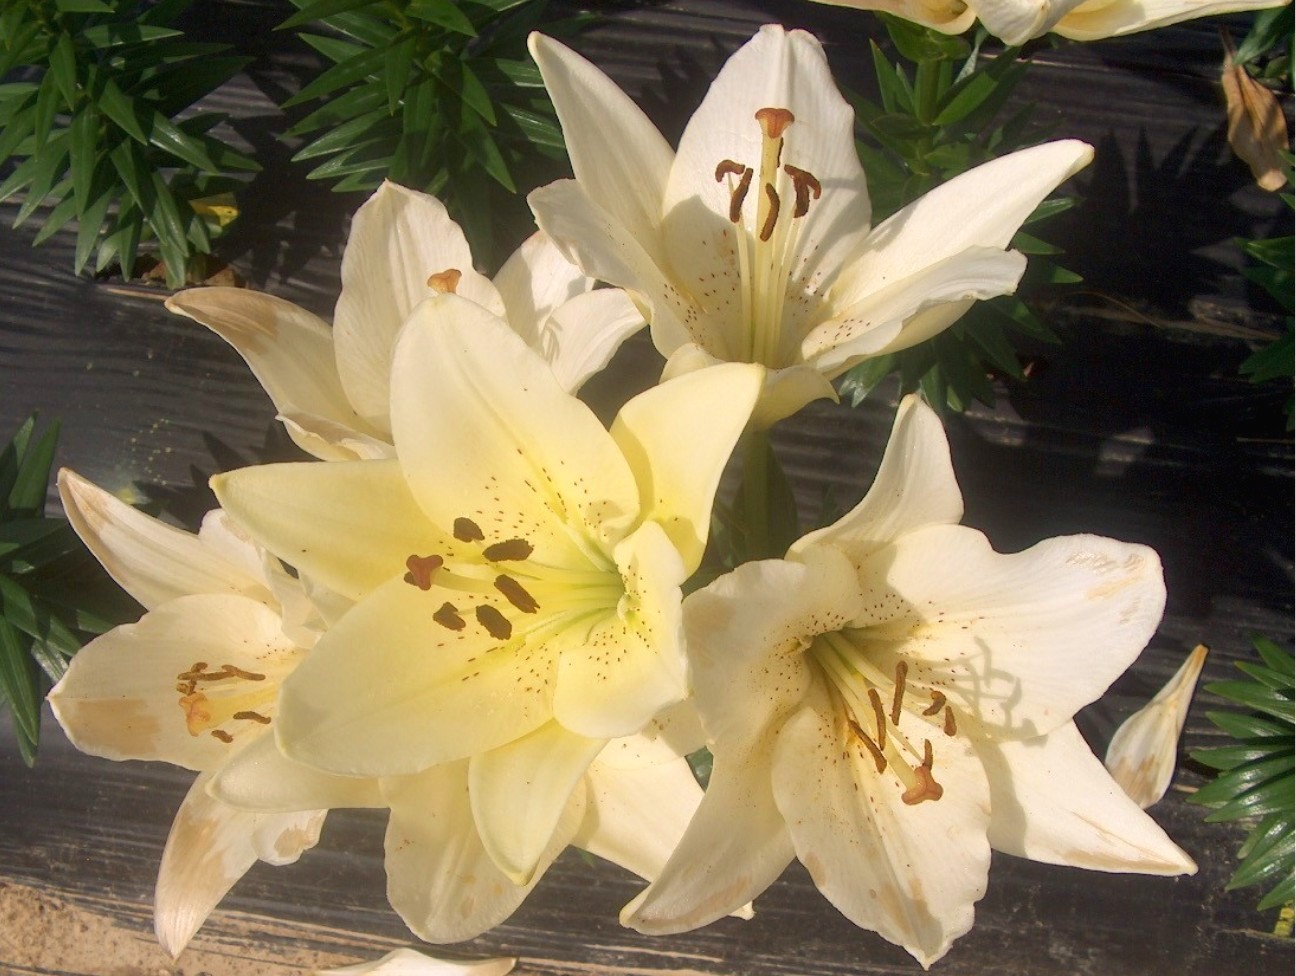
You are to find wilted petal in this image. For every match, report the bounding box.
[1223,58,1290,192]
[855,525,1165,739]
[48,594,299,770]
[383,763,583,943]
[982,722,1197,873]
[333,182,503,428]
[317,949,514,976]
[155,773,324,957]
[165,288,383,459]
[1105,644,1209,808]
[793,394,963,563]
[771,683,992,968]
[209,731,386,812]
[540,288,645,393]
[59,469,267,610]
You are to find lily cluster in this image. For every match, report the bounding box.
[50,24,1195,970]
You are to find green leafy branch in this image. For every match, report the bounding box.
[1190,636,1295,920]
[0,0,259,286]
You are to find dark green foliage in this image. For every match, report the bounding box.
[284,0,573,266]
[0,0,259,286]
[1236,162,1293,428]
[1190,637,1295,916]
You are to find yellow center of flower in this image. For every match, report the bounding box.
[714,107,822,369]
[175,661,275,744]
[810,630,956,805]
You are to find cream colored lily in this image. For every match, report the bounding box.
[528,27,1092,425]
[213,297,761,890]
[1106,644,1209,808]
[166,181,644,460]
[46,469,355,957]
[624,395,1195,967]
[812,0,1290,45]
[317,949,514,975]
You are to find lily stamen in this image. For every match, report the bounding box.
[891,660,908,724]
[426,268,461,293]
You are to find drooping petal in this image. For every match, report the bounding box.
[770,683,992,968]
[469,720,606,884]
[155,773,325,957]
[528,34,674,266]
[662,26,872,341]
[804,246,1027,376]
[390,296,640,565]
[609,362,761,571]
[962,0,1090,43]
[208,731,386,812]
[48,594,300,770]
[492,230,592,349]
[979,722,1197,874]
[1105,644,1209,808]
[809,0,977,33]
[856,525,1166,739]
[333,182,504,428]
[275,576,559,776]
[58,469,268,611]
[382,763,584,943]
[317,948,515,976]
[551,522,687,739]
[792,394,963,562]
[623,741,794,934]
[540,288,646,393]
[165,288,384,459]
[830,141,1093,313]
[212,459,455,601]
[1054,0,1290,40]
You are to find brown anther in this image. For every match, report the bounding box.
[755,107,795,140]
[901,740,944,805]
[715,159,747,182]
[922,689,947,716]
[475,604,513,641]
[433,602,466,631]
[226,666,265,682]
[728,168,754,224]
[943,705,957,737]
[891,661,908,726]
[427,268,462,293]
[758,183,780,242]
[453,517,485,542]
[483,538,533,562]
[403,553,443,591]
[783,164,822,218]
[210,729,235,743]
[866,687,888,752]
[494,575,539,614]
[233,710,272,725]
[848,718,888,774]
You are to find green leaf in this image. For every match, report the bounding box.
[48,34,79,109]
[1254,637,1295,678]
[287,79,387,136]
[1206,709,1290,741]
[31,190,80,245]
[279,0,378,31]
[0,519,80,570]
[0,419,34,513]
[408,0,478,35]
[1207,679,1294,721]
[0,572,81,658]
[1234,5,1294,66]
[147,111,220,171]
[870,42,914,115]
[457,114,514,191]
[880,13,971,63]
[74,184,114,274]
[0,617,41,762]
[7,418,58,516]
[966,316,1026,379]
[98,78,149,145]
[53,0,112,10]
[1237,660,1296,692]
[1191,742,1290,771]
[283,44,390,108]
[147,171,191,286]
[68,104,99,207]
[432,57,498,125]
[79,23,185,49]
[292,107,396,161]
[1011,231,1063,256]
[384,33,416,115]
[1025,195,1076,225]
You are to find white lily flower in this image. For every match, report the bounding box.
[811,0,1291,45]
[528,27,1092,426]
[1106,644,1209,808]
[317,949,514,976]
[213,300,760,894]
[624,395,1195,967]
[166,181,644,460]
[46,470,363,957]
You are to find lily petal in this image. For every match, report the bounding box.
[771,682,992,969]
[59,469,267,610]
[212,459,454,602]
[1105,644,1209,808]
[610,362,761,571]
[279,412,396,461]
[383,763,583,942]
[275,577,558,776]
[333,181,503,428]
[1054,0,1289,39]
[492,230,591,349]
[390,295,640,565]
[980,722,1197,874]
[855,525,1166,739]
[318,948,515,976]
[528,34,673,264]
[963,0,1090,43]
[470,720,606,884]
[165,288,383,459]
[155,773,324,957]
[792,393,963,563]
[48,594,299,770]
[208,731,386,812]
[540,288,646,393]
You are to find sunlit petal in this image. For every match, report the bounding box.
[317,948,515,976]
[541,288,645,393]
[492,230,591,349]
[208,731,386,812]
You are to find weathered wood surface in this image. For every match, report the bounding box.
[0,1,1292,973]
